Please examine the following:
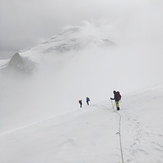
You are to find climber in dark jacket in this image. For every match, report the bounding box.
[110,90,121,111]
[86,97,90,105]
[79,100,82,108]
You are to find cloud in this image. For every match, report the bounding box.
[0,0,163,58]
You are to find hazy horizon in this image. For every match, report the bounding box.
[1,0,163,59]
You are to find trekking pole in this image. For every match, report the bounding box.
[110,99,115,111]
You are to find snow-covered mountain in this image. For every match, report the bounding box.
[0,20,163,162]
[0,23,116,132]
[17,24,114,63]
[0,23,115,72]
[41,26,114,54]
[0,21,163,133]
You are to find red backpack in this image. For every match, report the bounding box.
[116,91,121,101]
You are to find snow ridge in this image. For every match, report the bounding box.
[1,85,163,162]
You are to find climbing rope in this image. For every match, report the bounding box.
[117,116,125,163]
[111,100,125,163]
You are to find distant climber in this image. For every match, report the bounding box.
[79,100,82,108]
[86,97,90,105]
[110,90,121,111]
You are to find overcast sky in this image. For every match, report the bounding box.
[0,0,163,59]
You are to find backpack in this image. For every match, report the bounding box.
[116,91,121,101]
[86,97,90,102]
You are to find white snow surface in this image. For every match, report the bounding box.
[0,23,163,162]
[0,84,163,163]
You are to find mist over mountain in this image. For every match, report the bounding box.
[1,0,163,161]
[0,20,163,132]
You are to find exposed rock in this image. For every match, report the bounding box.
[7,53,35,74]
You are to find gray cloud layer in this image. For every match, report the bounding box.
[0,0,163,58]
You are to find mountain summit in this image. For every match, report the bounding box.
[41,26,114,54]
[19,23,115,63]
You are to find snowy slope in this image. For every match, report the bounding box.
[0,21,163,134]
[0,84,163,163]
[0,24,116,133]
[121,84,163,162]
